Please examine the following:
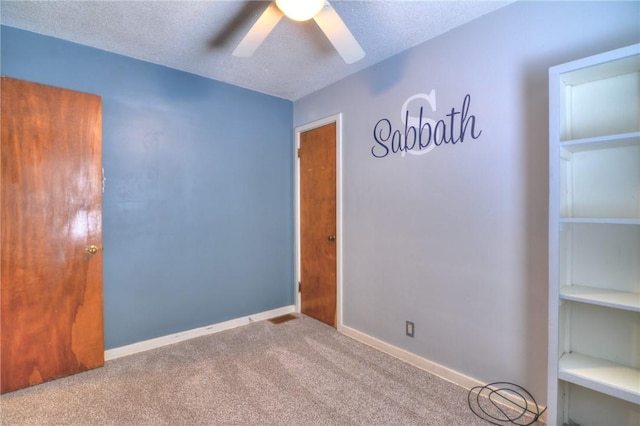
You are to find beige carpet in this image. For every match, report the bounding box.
[1,315,539,425]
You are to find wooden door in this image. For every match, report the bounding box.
[1,78,104,394]
[299,122,337,327]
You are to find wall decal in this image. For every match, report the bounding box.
[371,91,482,159]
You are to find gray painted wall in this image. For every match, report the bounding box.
[294,1,640,403]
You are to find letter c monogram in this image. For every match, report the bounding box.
[400,90,437,157]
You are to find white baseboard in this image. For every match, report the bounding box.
[104,305,296,361]
[339,325,547,424]
[339,324,483,390]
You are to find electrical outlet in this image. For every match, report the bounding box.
[406,321,414,338]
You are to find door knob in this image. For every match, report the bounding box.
[328,235,336,241]
[86,245,98,255]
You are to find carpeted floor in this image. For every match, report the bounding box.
[1,315,538,425]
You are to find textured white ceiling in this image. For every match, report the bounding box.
[0,0,514,100]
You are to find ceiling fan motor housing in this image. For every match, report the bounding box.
[275,0,325,21]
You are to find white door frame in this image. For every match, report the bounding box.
[294,113,343,329]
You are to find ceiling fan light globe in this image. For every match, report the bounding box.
[275,0,325,22]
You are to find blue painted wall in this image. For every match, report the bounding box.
[1,26,295,349]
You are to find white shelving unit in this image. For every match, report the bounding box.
[548,44,640,426]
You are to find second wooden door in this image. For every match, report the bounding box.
[299,122,337,327]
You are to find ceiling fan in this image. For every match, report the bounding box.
[233,0,365,64]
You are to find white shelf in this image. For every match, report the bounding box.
[560,131,640,151]
[559,352,640,405]
[558,136,640,220]
[559,218,640,225]
[559,53,640,86]
[560,285,640,312]
[557,50,640,140]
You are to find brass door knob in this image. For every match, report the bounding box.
[328,235,336,241]
[86,245,98,255]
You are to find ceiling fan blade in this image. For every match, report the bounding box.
[313,2,365,64]
[233,2,283,57]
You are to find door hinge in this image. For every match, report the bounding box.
[297,148,301,158]
[298,281,301,292]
